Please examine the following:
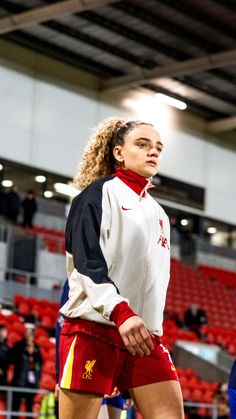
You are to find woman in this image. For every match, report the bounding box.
[59,118,184,419]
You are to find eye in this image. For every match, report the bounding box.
[138,142,148,148]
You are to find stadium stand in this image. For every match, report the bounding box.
[200,265,236,291]
[3,248,235,417]
[1,223,235,419]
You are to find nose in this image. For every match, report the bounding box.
[148,146,159,157]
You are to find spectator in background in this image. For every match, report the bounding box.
[0,323,9,387]
[39,390,57,419]
[213,383,229,419]
[228,360,236,419]
[5,185,21,224]
[9,327,42,418]
[22,190,37,229]
[0,187,6,217]
[183,304,207,338]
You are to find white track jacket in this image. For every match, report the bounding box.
[60,167,170,336]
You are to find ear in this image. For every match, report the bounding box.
[113,145,124,163]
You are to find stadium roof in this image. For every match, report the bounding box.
[1,0,236,137]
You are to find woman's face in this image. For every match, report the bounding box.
[113,124,163,178]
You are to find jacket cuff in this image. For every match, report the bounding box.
[110,301,136,328]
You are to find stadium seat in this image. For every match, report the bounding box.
[42,360,56,377]
[39,374,55,391]
[18,301,31,317]
[191,388,203,402]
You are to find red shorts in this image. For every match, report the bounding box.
[59,318,179,395]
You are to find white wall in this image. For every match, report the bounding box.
[204,144,236,223]
[34,213,66,230]
[197,252,236,272]
[0,242,7,282]
[0,62,236,224]
[170,244,180,260]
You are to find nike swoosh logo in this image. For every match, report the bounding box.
[121,206,133,211]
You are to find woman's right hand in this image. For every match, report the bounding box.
[118,316,154,356]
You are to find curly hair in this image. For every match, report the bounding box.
[74,117,153,190]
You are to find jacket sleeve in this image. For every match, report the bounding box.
[66,184,136,327]
[55,280,69,382]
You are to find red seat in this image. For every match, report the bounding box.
[188,377,200,391]
[39,374,55,391]
[18,301,31,317]
[0,399,6,419]
[191,388,203,402]
[182,387,191,401]
[203,390,213,403]
[227,344,236,356]
[7,331,22,347]
[183,368,195,379]
[35,335,51,349]
[8,321,25,336]
[41,315,56,330]
[179,376,188,388]
[35,327,49,337]
[198,407,209,417]
[42,360,56,377]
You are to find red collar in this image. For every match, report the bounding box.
[115,167,155,197]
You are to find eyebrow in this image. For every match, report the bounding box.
[135,137,164,148]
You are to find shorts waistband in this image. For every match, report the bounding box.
[61,317,126,349]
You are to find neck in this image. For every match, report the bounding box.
[115,167,154,196]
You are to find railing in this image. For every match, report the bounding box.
[0,386,220,418]
[195,236,236,260]
[184,401,218,418]
[0,266,63,301]
[0,386,47,419]
[0,220,65,254]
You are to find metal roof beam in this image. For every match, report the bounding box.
[113,2,221,53]
[157,0,236,42]
[112,2,236,87]
[0,0,120,35]
[5,30,121,77]
[46,21,155,69]
[0,1,156,68]
[80,11,187,60]
[82,10,236,87]
[102,48,236,92]
[206,116,236,133]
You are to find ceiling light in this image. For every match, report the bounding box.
[155,93,187,110]
[180,219,189,226]
[207,227,217,234]
[54,183,79,198]
[0,164,3,171]
[2,180,13,187]
[44,191,53,198]
[35,175,46,183]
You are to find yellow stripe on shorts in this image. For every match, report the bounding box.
[60,335,77,388]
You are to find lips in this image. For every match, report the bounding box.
[146,160,157,167]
